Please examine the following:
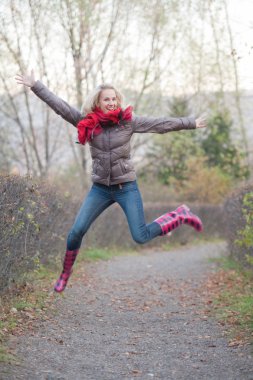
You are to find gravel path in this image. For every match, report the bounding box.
[1,242,253,380]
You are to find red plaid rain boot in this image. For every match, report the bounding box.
[54,249,79,293]
[155,204,203,236]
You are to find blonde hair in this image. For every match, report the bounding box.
[82,84,123,115]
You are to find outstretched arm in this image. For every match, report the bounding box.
[132,114,207,134]
[15,70,82,127]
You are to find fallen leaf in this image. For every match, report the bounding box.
[132,369,142,374]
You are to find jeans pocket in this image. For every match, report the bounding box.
[121,180,137,191]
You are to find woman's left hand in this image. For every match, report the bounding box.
[196,114,207,129]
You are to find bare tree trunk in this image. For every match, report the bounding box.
[208,2,225,105]
[62,0,90,184]
[223,0,249,164]
[29,0,51,175]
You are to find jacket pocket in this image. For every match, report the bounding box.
[121,159,134,173]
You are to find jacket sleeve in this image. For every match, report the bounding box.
[31,81,82,127]
[131,115,196,133]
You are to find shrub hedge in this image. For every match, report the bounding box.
[0,175,226,292]
[0,175,79,291]
[224,182,253,268]
[84,202,225,248]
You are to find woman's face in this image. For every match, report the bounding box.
[98,89,118,113]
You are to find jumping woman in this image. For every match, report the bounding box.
[15,71,207,292]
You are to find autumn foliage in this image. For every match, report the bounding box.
[224,182,253,268]
[0,175,79,292]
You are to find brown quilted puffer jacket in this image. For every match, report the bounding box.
[32,81,196,186]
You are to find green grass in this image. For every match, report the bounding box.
[0,345,17,363]
[0,265,56,363]
[161,235,224,251]
[83,248,115,261]
[0,318,17,331]
[215,293,253,332]
[78,237,224,261]
[0,318,18,363]
[208,256,243,270]
[210,257,253,342]
[13,300,34,311]
[78,246,135,262]
[33,264,57,281]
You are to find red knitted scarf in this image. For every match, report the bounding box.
[77,106,133,145]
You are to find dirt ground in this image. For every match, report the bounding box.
[1,242,253,380]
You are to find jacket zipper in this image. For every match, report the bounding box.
[91,123,100,140]
[107,128,111,186]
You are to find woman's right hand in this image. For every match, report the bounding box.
[15,69,36,88]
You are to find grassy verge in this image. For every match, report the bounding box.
[0,264,57,363]
[161,235,224,251]
[78,246,136,262]
[204,257,253,346]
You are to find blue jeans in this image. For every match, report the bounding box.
[67,181,162,250]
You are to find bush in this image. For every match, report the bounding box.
[201,109,249,180]
[0,175,79,291]
[235,192,253,266]
[84,201,226,248]
[224,182,253,268]
[171,157,232,205]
